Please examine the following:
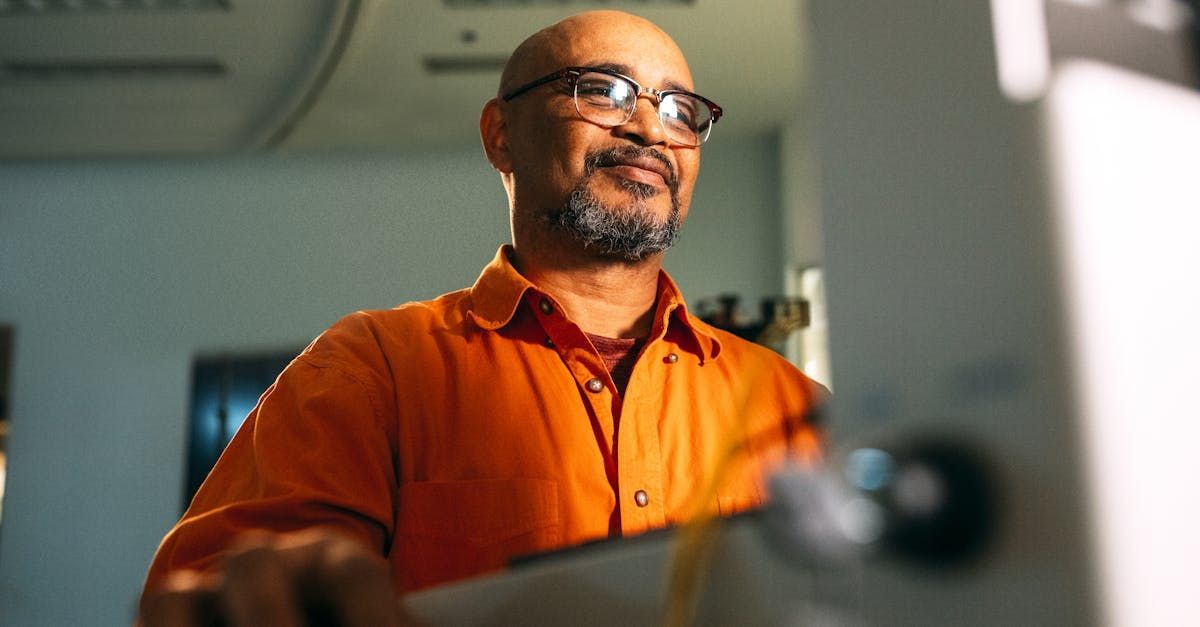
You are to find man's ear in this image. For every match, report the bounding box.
[480,98,514,174]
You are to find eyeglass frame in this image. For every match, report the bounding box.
[500,66,724,146]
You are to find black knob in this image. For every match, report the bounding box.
[870,440,997,568]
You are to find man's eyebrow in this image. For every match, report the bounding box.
[585,61,692,93]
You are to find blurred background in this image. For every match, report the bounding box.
[1,1,1198,625]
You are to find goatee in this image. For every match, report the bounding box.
[547,146,682,262]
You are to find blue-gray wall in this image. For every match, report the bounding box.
[0,133,786,626]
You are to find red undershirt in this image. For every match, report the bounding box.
[585,333,646,397]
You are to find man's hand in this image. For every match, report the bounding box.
[139,529,414,627]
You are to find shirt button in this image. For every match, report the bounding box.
[538,298,554,315]
[665,352,679,364]
[634,490,649,507]
[543,336,555,348]
[586,377,604,393]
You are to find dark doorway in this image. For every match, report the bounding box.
[184,350,298,511]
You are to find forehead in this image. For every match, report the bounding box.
[542,17,695,91]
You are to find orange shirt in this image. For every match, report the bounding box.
[144,246,823,593]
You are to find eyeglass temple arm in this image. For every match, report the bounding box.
[501,70,578,102]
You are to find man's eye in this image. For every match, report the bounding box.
[663,100,696,126]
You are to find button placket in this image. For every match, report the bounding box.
[530,292,626,498]
[615,357,669,533]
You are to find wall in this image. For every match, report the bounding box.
[780,113,824,269]
[0,133,783,626]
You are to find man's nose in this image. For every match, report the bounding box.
[614,95,668,146]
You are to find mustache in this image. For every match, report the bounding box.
[583,146,678,192]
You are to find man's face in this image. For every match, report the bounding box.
[502,15,701,261]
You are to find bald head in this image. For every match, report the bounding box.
[498,10,693,97]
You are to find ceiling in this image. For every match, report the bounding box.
[0,0,806,158]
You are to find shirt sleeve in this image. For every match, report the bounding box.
[142,317,399,594]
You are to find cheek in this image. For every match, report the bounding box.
[509,136,581,205]
[508,109,574,183]
[674,152,701,198]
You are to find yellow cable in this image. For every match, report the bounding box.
[661,359,767,627]
[661,360,826,627]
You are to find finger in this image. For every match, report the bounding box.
[275,532,406,627]
[317,546,403,626]
[219,544,306,627]
[140,571,221,627]
[141,589,211,627]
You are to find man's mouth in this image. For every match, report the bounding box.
[603,162,668,188]
[589,148,676,192]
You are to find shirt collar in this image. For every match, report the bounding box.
[467,245,722,362]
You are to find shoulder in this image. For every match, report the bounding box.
[689,315,829,403]
[317,289,473,345]
[297,287,476,374]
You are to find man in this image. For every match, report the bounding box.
[140,9,822,625]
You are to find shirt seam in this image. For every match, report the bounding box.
[292,355,389,439]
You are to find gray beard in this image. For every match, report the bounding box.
[548,178,681,263]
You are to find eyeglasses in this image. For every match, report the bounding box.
[501,66,723,147]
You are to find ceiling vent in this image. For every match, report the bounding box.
[422,54,508,74]
[1,58,225,81]
[0,0,229,16]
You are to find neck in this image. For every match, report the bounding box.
[510,240,662,339]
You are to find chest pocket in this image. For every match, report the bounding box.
[392,478,560,591]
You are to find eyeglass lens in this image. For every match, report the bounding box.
[574,72,713,146]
